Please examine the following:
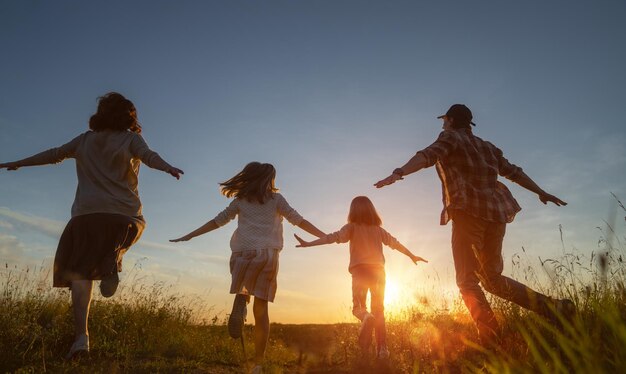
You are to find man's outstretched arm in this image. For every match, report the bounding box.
[513,171,567,206]
[374,152,429,188]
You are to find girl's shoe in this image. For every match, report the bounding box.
[228,294,248,339]
[377,344,390,360]
[100,271,119,298]
[358,313,375,349]
[250,365,263,374]
[65,334,89,360]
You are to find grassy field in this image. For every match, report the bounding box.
[2,206,626,373]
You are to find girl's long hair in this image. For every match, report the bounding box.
[220,162,278,203]
[348,196,382,226]
[89,92,142,133]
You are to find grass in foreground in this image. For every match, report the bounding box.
[3,198,626,373]
[2,259,625,374]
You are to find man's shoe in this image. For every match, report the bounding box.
[555,299,576,323]
[100,272,119,298]
[358,313,375,349]
[228,294,248,339]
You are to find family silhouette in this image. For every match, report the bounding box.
[0,93,573,374]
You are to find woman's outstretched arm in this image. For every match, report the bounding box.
[0,136,81,170]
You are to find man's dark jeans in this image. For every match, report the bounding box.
[451,210,556,344]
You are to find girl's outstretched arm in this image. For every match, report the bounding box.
[170,220,219,242]
[395,244,428,265]
[294,233,333,248]
[297,219,326,238]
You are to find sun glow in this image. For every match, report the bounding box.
[384,276,411,314]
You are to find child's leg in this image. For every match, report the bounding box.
[370,269,387,347]
[253,297,269,365]
[228,293,250,339]
[351,272,369,320]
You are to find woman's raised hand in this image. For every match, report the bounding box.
[167,167,184,180]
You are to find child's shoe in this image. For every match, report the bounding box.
[65,334,89,360]
[228,294,248,339]
[358,313,375,349]
[100,271,120,298]
[250,364,263,374]
[377,344,390,360]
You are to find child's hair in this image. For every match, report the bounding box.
[89,92,142,134]
[348,196,382,226]
[220,162,278,203]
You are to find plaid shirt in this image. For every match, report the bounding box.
[417,128,522,225]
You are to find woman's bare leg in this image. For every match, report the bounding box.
[71,280,93,339]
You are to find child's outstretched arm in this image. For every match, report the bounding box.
[382,228,427,264]
[170,220,219,242]
[294,233,333,248]
[297,219,326,238]
[395,243,428,265]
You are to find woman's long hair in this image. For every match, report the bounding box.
[348,196,382,226]
[220,162,278,203]
[89,92,142,133]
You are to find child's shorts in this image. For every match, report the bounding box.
[229,248,280,302]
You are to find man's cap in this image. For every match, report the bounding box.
[437,104,477,126]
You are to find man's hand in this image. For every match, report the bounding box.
[0,162,20,171]
[374,173,403,188]
[539,192,567,206]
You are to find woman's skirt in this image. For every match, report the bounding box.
[229,248,280,302]
[53,213,145,287]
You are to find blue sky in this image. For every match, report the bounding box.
[1,1,625,323]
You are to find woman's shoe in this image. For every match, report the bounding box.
[65,334,89,360]
[100,271,119,298]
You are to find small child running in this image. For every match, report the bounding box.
[170,162,325,374]
[294,196,427,360]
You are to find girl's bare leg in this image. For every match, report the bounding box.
[253,297,269,365]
